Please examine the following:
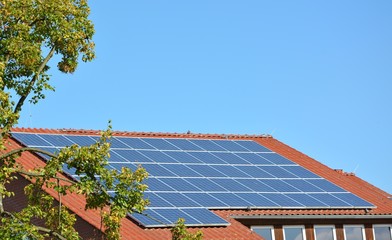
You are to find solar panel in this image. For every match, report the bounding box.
[11,132,375,228]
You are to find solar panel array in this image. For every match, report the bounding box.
[11,132,374,227]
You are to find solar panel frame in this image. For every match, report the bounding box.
[11,132,376,228]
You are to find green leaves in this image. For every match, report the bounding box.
[171,218,203,240]
[0,0,95,114]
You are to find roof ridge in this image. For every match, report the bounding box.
[11,127,273,139]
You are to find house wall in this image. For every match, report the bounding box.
[241,217,392,240]
[3,174,104,240]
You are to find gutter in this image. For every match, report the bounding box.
[232,215,392,220]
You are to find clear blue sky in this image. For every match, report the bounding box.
[17,1,392,194]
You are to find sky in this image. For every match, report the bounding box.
[17,1,392,194]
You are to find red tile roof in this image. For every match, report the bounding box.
[6,128,392,239]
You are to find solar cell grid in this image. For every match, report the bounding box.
[65,135,97,146]
[39,134,74,147]
[157,193,200,208]
[209,193,251,207]
[234,140,272,152]
[210,140,249,152]
[236,193,279,207]
[188,139,227,151]
[258,153,295,165]
[308,193,352,207]
[140,150,178,163]
[112,149,153,163]
[187,152,226,164]
[285,193,327,207]
[181,208,228,225]
[210,178,252,192]
[183,193,227,208]
[162,164,201,177]
[235,166,275,178]
[12,133,52,146]
[11,132,375,228]
[159,178,200,192]
[211,165,251,178]
[153,208,200,225]
[141,138,179,150]
[234,152,273,165]
[116,137,155,149]
[163,151,202,163]
[211,152,250,164]
[164,139,203,151]
[235,179,277,192]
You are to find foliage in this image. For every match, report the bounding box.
[0,0,150,239]
[171,218,203,240]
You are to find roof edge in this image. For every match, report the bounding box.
[11,127,273,139]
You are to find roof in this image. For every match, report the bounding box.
[6,127,392,240]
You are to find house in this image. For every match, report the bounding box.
[5,128,392,240]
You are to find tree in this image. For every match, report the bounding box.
[171,218,203,240]
[0,0,149,239]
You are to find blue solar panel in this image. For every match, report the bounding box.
[187,152,226,164]
[211,165,251,178]
[145,178,175,191]
[38,134,75,147]
[285,194,327,207]
[141,138,179,150]
[210,140,249,152]
[210,179,252,192]
[11,132,375,228]
[331,193,374,207]
[157,193,200,207]
[209,193,251,207]
[283,166,320,178]
[164,139,203,151]
[258,153,295,165]
[116,138,155,150]
[183,193,227,208]
[159,178,200,192]
[282,179,324,192]
[260,179,301,192]
[234,140,272,152]
[131,209,170,226]
[308,193,352,207]
[145,192,174,208]
[113,149,153,163]
[262,193,304,207]
[211,152,250,164]
[163,151,202,163]
[107,137,130,148]
[188,139,227,151]
[153,208,200,225]
[235,166,275,178]
[139,150,177,163]
[162,164,201,177]
[185,178,227,192]
[235,179,277,192]
[141,164,176,177]
[306,179,346,192]
[12,133,51,146]
[65,135,97,146]
[236,193,279,207]
[259,166,298,178]
[234,153,273,165]
[181,208,228,226]
[186,165,227,177]
[35,147,60,160]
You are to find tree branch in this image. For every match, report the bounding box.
[0,146,57,160]
[13,46,56,114]
[16,169,76,185]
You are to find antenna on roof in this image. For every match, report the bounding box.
[187,130,191,134]
[353,164,359,174]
